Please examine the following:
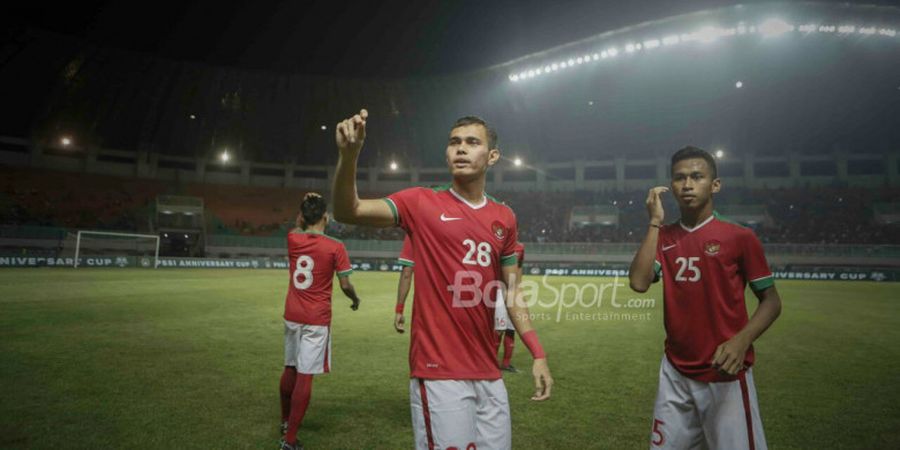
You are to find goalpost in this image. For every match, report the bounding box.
[72,230,160,268]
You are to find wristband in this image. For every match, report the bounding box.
[649,223,662,229]
[395,303,405,314]
[520,330,546,359]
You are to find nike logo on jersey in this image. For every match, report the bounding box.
[662,244,677,252]
[440,214,462,222]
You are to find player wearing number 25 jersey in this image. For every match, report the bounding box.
[279,193,361,450]
[333,111,552,450]
[630,147,782,450]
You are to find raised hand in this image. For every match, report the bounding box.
[335,109,368,158]
[645,186,669,226]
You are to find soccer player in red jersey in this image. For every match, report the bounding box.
[333,109,552,449]
[629,146,782,450]
[494,242,525,372]
[394,234,414,333]
[279,193,361,450]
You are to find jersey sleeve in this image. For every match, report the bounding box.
[398,235,415,267]
[499,213,519,267]
[335,243,353,278]
[515,243,525,266]
[384,188,421,234]
[740,230,774,292]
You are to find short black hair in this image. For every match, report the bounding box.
[671,146,717,179]
[299,192,327,229]
[452,116,498,150]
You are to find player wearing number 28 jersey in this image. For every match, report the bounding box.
[279,193,361,450]
[332,110,552,450]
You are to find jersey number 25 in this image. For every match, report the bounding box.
[674,256,701,282]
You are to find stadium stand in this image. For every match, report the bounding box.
[3,166,899,246]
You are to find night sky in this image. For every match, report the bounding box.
[10,0,883,76]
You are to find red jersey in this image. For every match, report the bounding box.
[385,186,519,380]
[283,231,353,326]
[398,235,415,267]
[514,242,525,268]
[654,212,774,382]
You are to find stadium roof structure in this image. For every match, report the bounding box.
[4,1,900,166]
[495,2,900,82]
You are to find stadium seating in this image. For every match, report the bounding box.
[3,167,899,244]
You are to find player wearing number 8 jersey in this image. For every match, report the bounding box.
[332,110,552,450]
[630,147,783,450]
[279,193,361,450]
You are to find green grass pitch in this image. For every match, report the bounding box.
[1,269,898,449]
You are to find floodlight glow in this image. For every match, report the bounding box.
[576,57,584,64]
[390,161,398,171]
[838,25,855,34]
[644,39,660,49]
[694,26,722,42]
[544,65,551,72]
[636,43,643,50]
[528,70,535,77]
[735,81,743,88]
[625,43,636,52]
[592,53,600,60]
[819,25,835,33]
[758,19,793,36]
[880,28,897,37]
[607,47,619,57]
[551,63,559,70]
[513,157,523,167]
[320,125,327,131]
[509,74,518,82]
[567,58,575,66]
[220,150,230,162]
[798,24,817,33]
[715,150,725,159]
[859,27,876,35]
[189,114,196,120]
[60,137,72,146]
[737,24,747,34]
[662,35,680,45]
[600,50,608,58]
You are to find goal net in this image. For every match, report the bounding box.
[61,231,160,268]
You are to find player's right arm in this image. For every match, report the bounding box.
[338,276,361,311]
[332,109,396,227]
[629,186,668,293]
[394,265,413,333]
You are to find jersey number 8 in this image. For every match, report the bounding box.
[293,255,315,290]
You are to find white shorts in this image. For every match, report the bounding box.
[283,320,331,375]
[493,291,516,331]
[650,356,767,450]
[409,378,511,450]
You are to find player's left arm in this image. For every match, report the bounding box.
[713,231,783,375]
[504,263,554,401]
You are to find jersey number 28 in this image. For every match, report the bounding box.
[462,239,492,267]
